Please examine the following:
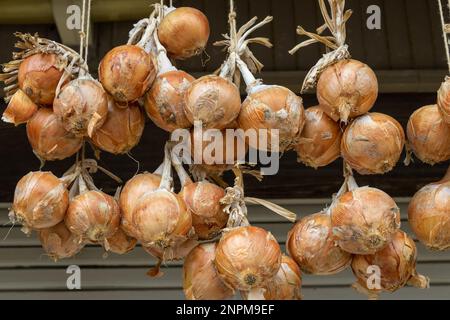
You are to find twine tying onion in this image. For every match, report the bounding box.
[2,89,38,126]
[38,222,84,261]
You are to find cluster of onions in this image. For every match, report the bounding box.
[408,167,450,251]
[351,230,429,299]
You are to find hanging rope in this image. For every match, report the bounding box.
[438,0,450,73]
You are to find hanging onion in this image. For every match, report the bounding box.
[287,211,352,275]
[437,77,450,124]
[144,237,198,263]
[10,171,69,234]
[65,190,121,245]
[18,53,64,105]
[341,113,405,175]
[331,185,401,254]
[38,222,84,261]
[158,7,210,60]
[98,45,157,103]
[106,227,137,255]
[317,59,378,123]
[184,75,241,129]
[53,78,108,138]
[406,104,450,165]
[408,168,450,251]
[183,243,234,300]
[215,226,282,291]
[351,230,429,299]
[295,106,342,168]
[27,108,82,161]
[2,89,38,126]
[91,96,145,154]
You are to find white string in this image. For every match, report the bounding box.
[79,0,86,60]
[438,0,450,72]
[84,0,92,63]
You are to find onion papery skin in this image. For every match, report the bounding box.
[341,112,405,175]
[144,70,194,132]
[317,59,378,123]
[144,237,198,262]
[11,171,68,234]
[158,7,210,60]
[65,190,121,244]
[437,77,450,124]
[91,97,145,154]
[183,243,234,300]
[181,181,227,240]
[27,108,82,161]
[38,222,84,261]
[98,45,157,103]
[53,78,108,138]
[295,106,342,168]
[18,53,64,105]
[215,226,282,291]
[106,227,137,255]
[331,187,401,255]
[287,212,352,275]
[407,105,450,165]
[408,174,450,251]
[132,189,192,248]
[351,230,429,299]
[119,173,162,237]
[238,86,305,152]
[184,75,241,129]
[2,89,38,126]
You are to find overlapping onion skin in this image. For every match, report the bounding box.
[18,53,64,106]
[214,226,282,291]
[408,170,450,251]
[437,77,450,124]
[38,222,84,261]
[144,238,198,263]
[91,97,145,154]
[106,227,137,255]
[98,45,157,103]
[331,187,401,255]
[144,70,194,132]
[341,113,405,175]
[2,89,38,126]
[184,75,241,129]
[238,86,305,152]
[183,243,234,300]
[53,78,108,138]
[158,7,210,60]
[27,108,82,161]
[317,59,378,123]
[351,230,429,299]
[10,171,69,234]
[295,106,342,168]
[406,105,450,165]
[287,212,352,275]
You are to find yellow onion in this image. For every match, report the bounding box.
[53,78,108,137]
[38,222,84,261]
[331,186,401,254]
[144,70,194,132]
[65,190,121,244]
[158,7,210,60]
[2,89,38,125]
[238,86,305,152]
[341,113,405,175]
[106,227,137,255]
[317,59,378,123]
[183,243,234,300]
[295,106,342,168]
[119,172,162,237]
[144,237,198,263]
[18,53,64,105]
[287,212,352,275]
[408,168,450,250]
[27,108,82,161]
[91,97,145,154]
[184,75,241,129]
[215,226,282,291]
[10,171,68,234]
[407,104,450,165]
[437,77,450,124]
[351,230,429,299]
[98,45,157,103]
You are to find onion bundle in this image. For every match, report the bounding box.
[2,89,38,126]
[38,222,84,261]
[408,167,450,251]
[341,113,405,175]
[351,230,429,299]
